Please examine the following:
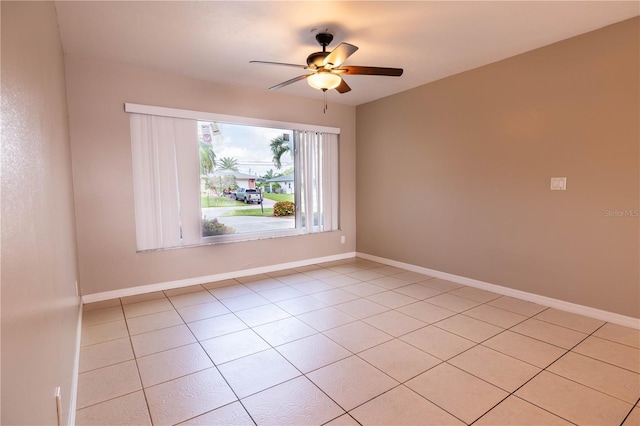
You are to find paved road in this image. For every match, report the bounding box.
[202,197,294,233]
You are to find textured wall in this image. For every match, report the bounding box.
[356,18,639,318]
[1,2,81,424]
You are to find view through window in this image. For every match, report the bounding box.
[198,121,296,238]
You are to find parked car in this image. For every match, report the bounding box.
[235,188,262,204]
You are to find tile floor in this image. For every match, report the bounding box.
[76,258,640,425]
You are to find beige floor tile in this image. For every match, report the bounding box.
[137,343,213,387]
[187,313,247,341]
[164,284,206,297]
[77,360,142,409]
[394,271,433,283]
[347,269,386,281]
[79,337,134,373]
[319,274,362,287]
[169,290,217,308]
[218,349,300,398]
[515,371,632,425]
[75,391,151,426]
[351,385,464,426]
[257,285,304,302]
[449,345,540,392]
[342,282,387,297]
[83,299,121,312]
[324,321,393,353]
[243,277,286,292]
[242,376,344,425]
[176,300,230,323]
[130,324,196,357]
[548,352,640,403]
[594,322,640,349]
[290,279,335,295]
[201,329,270,365]
[234,303,290,327]
[366,291,419,309]
[463,305,528,328]
[448,286,502,303]
[324,414,360,425]
[394,283,443,300]
[420,278,464,292]
[359,339,441,382]
[122,298,174,318]
[368,265,406,276]
[276,295,328,315]
[178,401,254,425]
[423,293,483,312]
[482,330,566,368]
[475,395,571,425]
[277,333,351,373]
[401,325,476,360]
[220,292,270,311]
[120,291,167,305]
[574,336,640,373]
[307,356,398,411]
[434,314,503,343]
[368,276,409,290]
[275,272,316,285]
[302,268,340,279]
[623,406,640,426]
[83,306,125,327]
[488,296,547,317]
[81,320,129,347]
[311,288,360,305]
[534,308,605,333]
[126,309,184,335]
[333,298,389,319]
[201,278,240,290]
[207,284,254,299]
[328,264,364,275]
[406,363,508,424]
[297,306,356,331]
[397,301,457,324]
[363,310,427,337]
[511,318,587,349]
[252,316,316,346]
[145,367,237,425]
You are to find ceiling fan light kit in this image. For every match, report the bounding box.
[250,31,403,111]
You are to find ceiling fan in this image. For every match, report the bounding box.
[250,32,403,95]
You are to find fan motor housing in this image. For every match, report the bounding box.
[306,51,329,68]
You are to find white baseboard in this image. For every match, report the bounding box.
[82,252,357,304]
[68,302,82,426]
[357,252,640,330]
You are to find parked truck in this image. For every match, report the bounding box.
[235,188,262,204]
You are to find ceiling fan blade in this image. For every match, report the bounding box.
[335,66,404,76]
[335,78,351,94]
[268,74,310,90]
[323,43,358,68]
[250,60,309,69]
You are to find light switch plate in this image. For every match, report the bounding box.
[550,177,567,190]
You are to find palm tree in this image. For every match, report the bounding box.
[218,157,240,171]
[262,169,281,193]
[270,136,291,170]
[199,142,216,175]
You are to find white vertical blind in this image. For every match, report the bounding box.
[130,114,199,250]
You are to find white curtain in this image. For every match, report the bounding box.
[296,131,339,233]
[129,114,200,251]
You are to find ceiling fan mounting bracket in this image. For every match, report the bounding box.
[315,32,334,50]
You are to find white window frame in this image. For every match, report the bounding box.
[126,103,340,251]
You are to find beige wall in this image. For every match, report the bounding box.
[356,18,639,318]
[64,56,356,296]
[1,2,81,424]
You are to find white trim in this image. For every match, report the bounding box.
[124,103,340,134]
[357,252,640,330]
[82,252,356,304]
[68,303,82,426]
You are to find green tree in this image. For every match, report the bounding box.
[270,136,291,170]
[218,157,240,171]
[199,141,216,175]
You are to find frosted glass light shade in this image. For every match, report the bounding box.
[307,71,341,91]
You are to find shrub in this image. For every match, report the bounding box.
[273,201,295,217]
[202,217,236,236]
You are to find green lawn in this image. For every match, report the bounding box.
[221,208,275,217]
[201,196,245,208]
[263,193,294,202]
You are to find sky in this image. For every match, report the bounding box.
[199,120,293,177]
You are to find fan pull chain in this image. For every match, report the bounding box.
[323,89,328,114]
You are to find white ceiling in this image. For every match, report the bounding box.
[54,1,639,106]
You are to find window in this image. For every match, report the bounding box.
[127,104,339,251]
